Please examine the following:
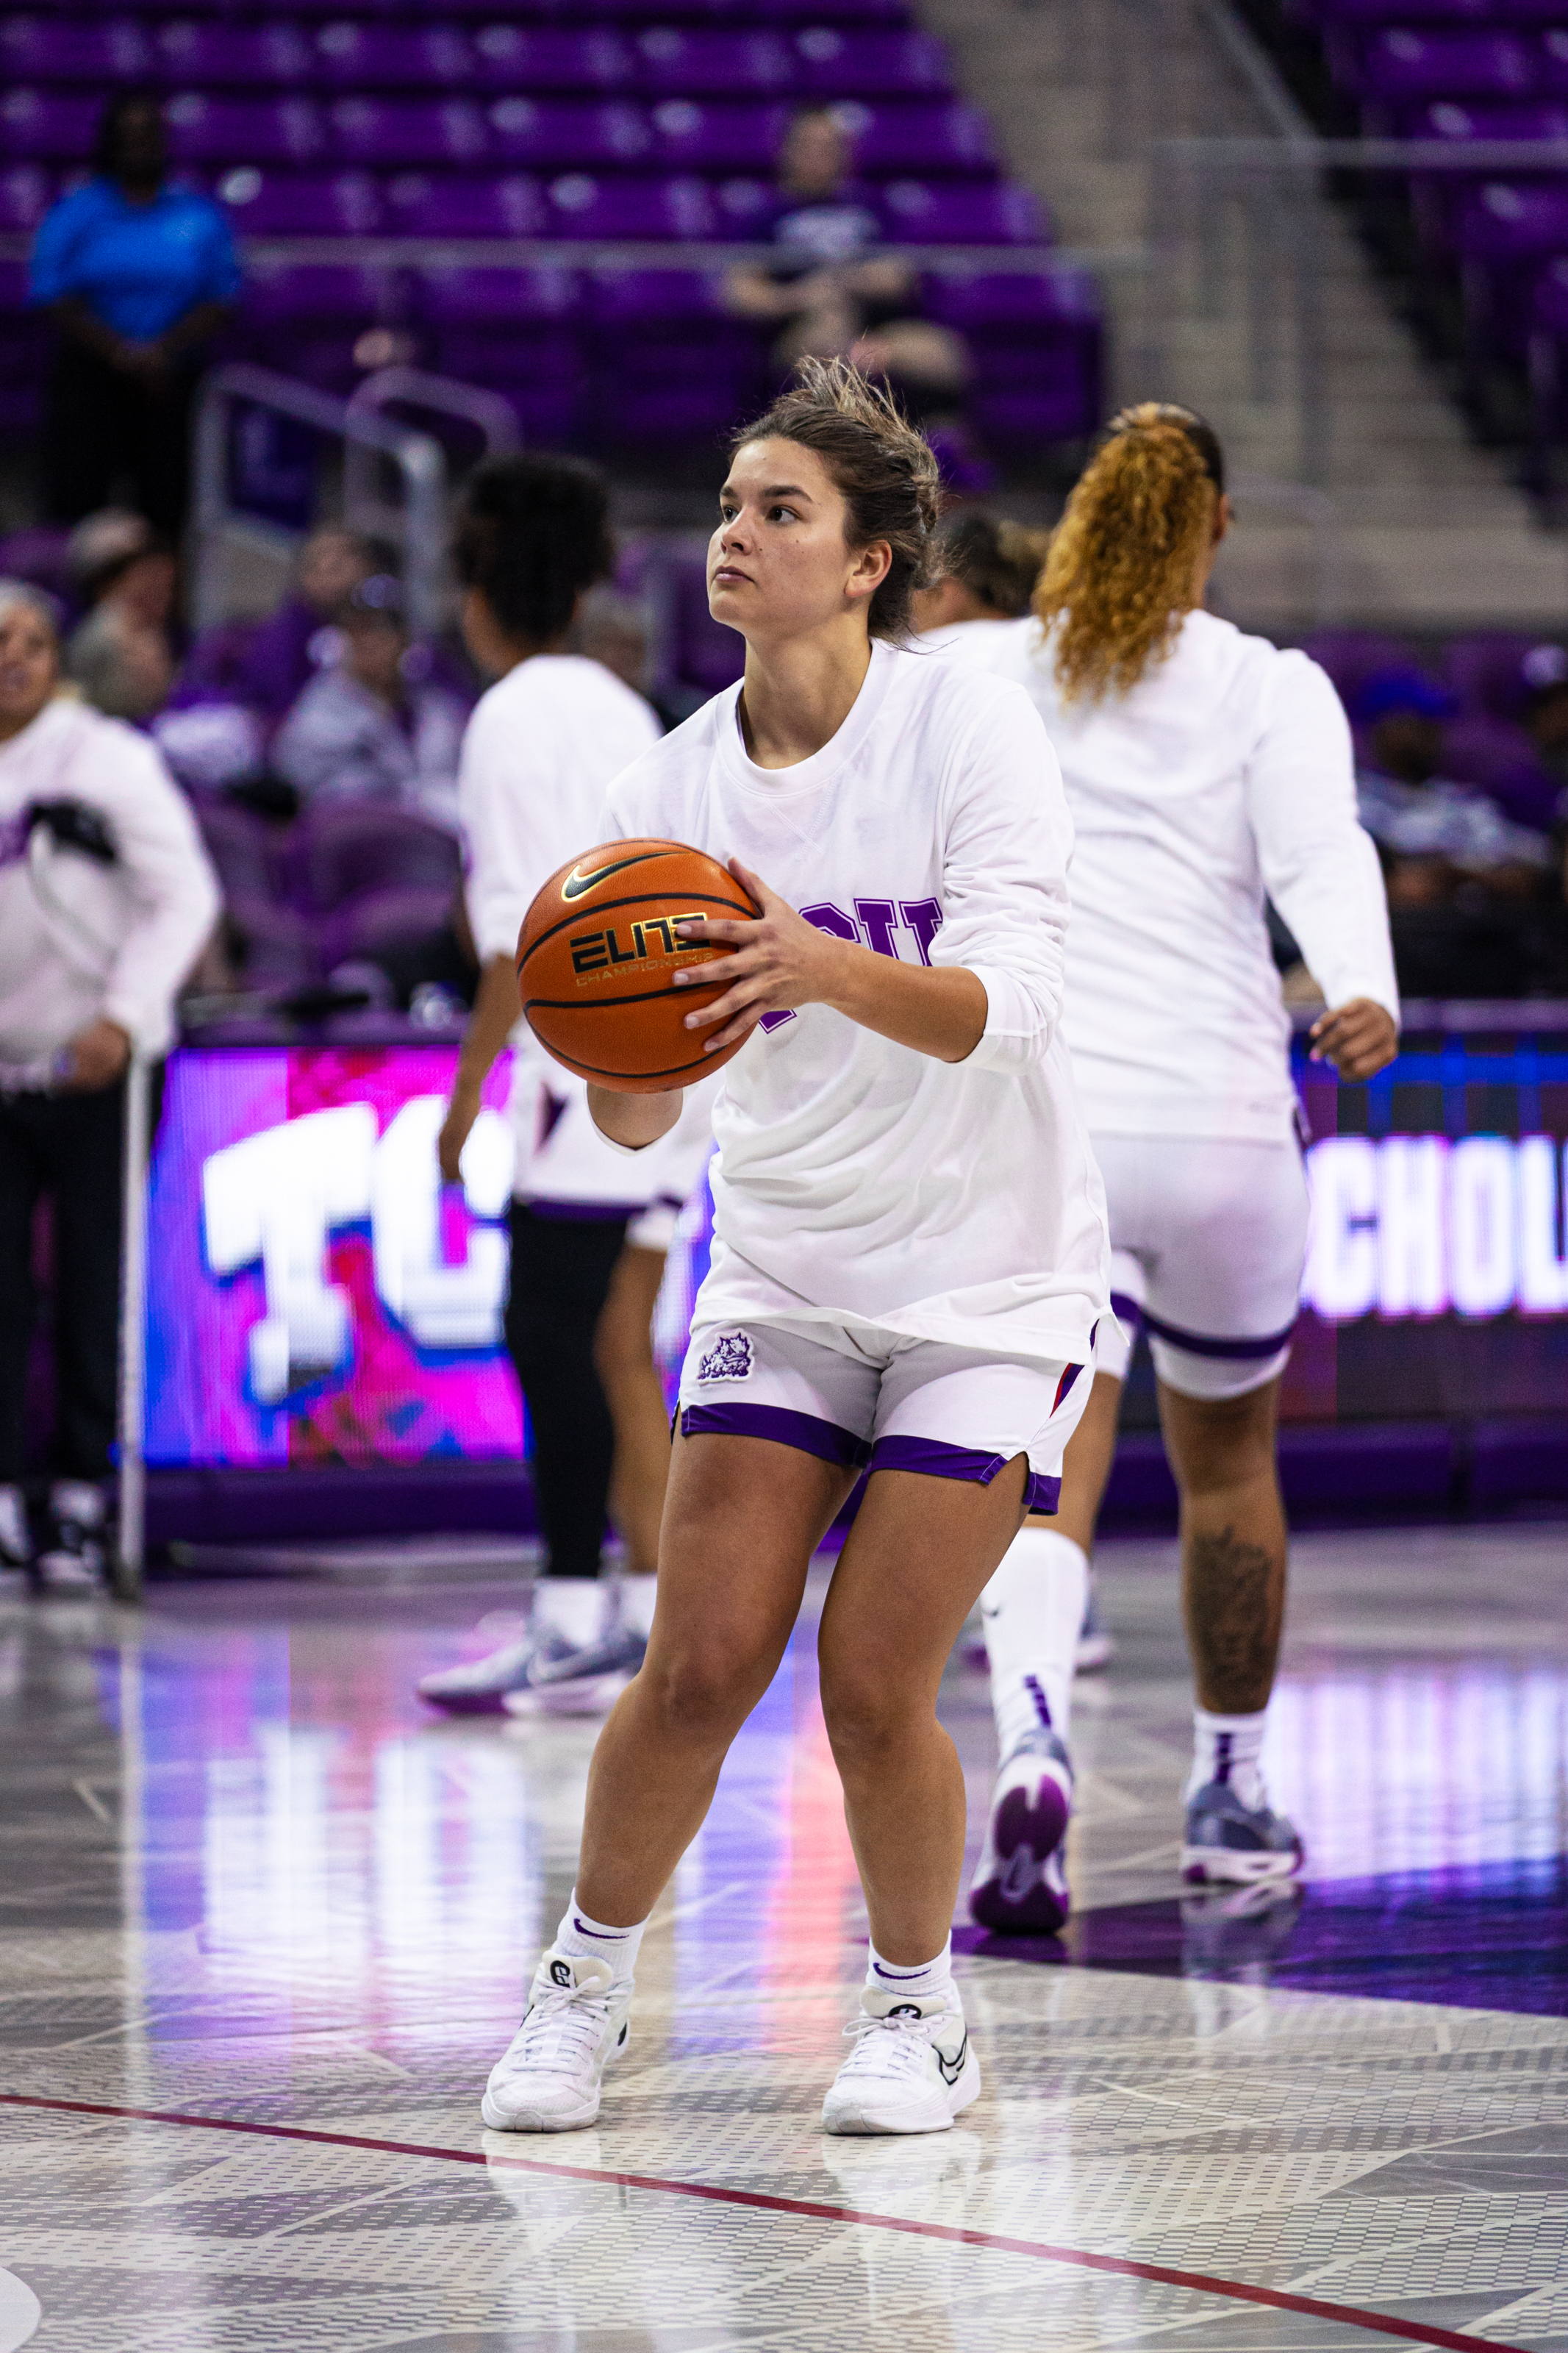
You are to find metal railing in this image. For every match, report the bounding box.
[341,364,521,584]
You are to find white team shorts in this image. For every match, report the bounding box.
[676,1312,1092,1515]
[1092,1135,1309,1402]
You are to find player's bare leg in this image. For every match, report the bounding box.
[595,1243,671,1578]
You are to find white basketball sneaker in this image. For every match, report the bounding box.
[820,1983,980,2136]
[481,1949,632,2132]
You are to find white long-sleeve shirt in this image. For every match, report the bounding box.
[458,651,715,1213]
[0,696,220,1083]
[975,609,1399,1143]
[601,638,1110,1364]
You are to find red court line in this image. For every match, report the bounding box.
[0,2091,1522,2353]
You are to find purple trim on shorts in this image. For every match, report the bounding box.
[1052,1362,1084,1414]
[871,1435,1059,1513]
[679,1402,871,1468]
[1139,1304,1298,1361]
[525,1198,642,1223]
[1109,1290,1143,1332]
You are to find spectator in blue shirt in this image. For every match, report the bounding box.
[31,92,239,539]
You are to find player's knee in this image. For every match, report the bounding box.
[818,1660,920,1766]
[1166,1388,1278,1496]
[642,1636,773,1743]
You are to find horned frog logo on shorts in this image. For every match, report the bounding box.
[696,1331,753,1383]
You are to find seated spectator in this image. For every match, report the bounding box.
[1353,668,1553,906]
[1519,643,1568,791]
[724,107,967,415]
[0,578,219,1586]
[65,510,179,721]
[272,575,468,826]
[912,510,1049,650]
[31,93,238,540]
[231,526,381,723]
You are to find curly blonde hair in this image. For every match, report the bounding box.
[733,356,942,640]
[1034,402,1224,704]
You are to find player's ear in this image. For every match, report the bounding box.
[846,538,892,606]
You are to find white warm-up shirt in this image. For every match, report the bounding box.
[601,638,1111,1365]
[0,696,220,1083]
[976,609,1399,1143]
[458,651,712,1215]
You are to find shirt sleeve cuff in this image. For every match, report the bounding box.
[959,963,1051,1075]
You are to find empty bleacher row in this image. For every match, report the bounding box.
[0,2,1106,465]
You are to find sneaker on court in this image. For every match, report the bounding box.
[481,1948,632,2132]
[37,1481,106,1591]
[822,1983,980,2136]
[1182,1778,1304,1885]
[1075,1579,1114,1672]
[967,1729,1073,1937]
[417,1625,579,1714]
[504,1625,647,1721]
[0,1485,33,1584]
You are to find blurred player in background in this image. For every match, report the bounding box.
[964,404,1400,1934]
[418,455,711,1722]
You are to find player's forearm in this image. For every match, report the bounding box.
[587,1084,683,1149]
[453,954,523,1101]
[823,945,988,1064]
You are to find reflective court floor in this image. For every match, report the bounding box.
[3,1525,1568,2352]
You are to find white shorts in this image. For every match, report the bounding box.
[1092,1135,1309,1401]
[677,1313,1092,1515]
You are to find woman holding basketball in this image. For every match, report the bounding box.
[482,357,1109,2140]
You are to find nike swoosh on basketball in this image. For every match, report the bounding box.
[561,852,662,901]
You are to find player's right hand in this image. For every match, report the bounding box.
[1308,998,1398,1080]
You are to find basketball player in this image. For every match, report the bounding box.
[964,405,1398,1934]
[418,454,710,1718]
[478,358,1109,2140]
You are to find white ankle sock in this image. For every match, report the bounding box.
[866,1937,952,2003]
[534,1577,606,1648]
[619,1572,657,1640]
[980,1527,1086,1759]
[554,1890,647,1982]
[1188,1707,1269,1810]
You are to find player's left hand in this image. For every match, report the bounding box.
[61,1017,131,1091]
[1309,996,1398,1079]
[673,857,850,1054]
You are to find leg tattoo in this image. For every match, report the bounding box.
[1183,1521,1284,1715]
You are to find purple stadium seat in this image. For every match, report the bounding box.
[1536,29,1568,96]
[383,172,544,237]
[415,262,583,440]
[485,98,652,171]
[236,261,404,391]
[326,96,490,166]
[1445,629,1567,719]
[634,27,793,96]
[923,263,1100,333]
[584,264,764,443]
[837,100,999,177]
[648,100,790,174]
[470,27,635,91]
[0,15,148,84]
[293,804,461,915]
[0,524,72,602]
[542,171,715,237]
[307,23,476,89]
[881,179,1045,244]
[195,802,285,910]
[924,268,1103,447]
[327,886,457,970]
[151,23,311,88]
[1406,101,1568,258]
[214,168,384,235]
[1456,182,1568,360]
[1440,713,1562,829]
[1355,30,1536,123]
[670,560,746,694]
[163,95,326,167]
[792,26,953,96]
[0,165,53,235]
[0,257,47,432]
[0,89,101,160]
[1299,629,1425,704]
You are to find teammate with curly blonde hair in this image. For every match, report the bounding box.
[965,402,1400,1933]
[477,357,1109,2138]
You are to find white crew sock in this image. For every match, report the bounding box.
[553,1889,647,1983]
[533,1576,606,1649]
[619,1572,658,1640]
[979,1527,1086,1760]
[866,1937,953,2004]
[1188,1707,1269,1810]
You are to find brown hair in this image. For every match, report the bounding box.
[1034,401,1225,704]
[731,356,941,639]
[934,510,1050,618]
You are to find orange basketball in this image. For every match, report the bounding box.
[516,838,762,1093]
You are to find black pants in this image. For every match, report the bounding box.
[0,1080,127,1483]
[504,1204,629,1579]
[42,342,201,540]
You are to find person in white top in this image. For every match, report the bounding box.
[909,508,1048,660]
[417,457,712,1719]
[479,360,1109,2143]
[0,579,219,1586]
[962,404,1400,1934]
